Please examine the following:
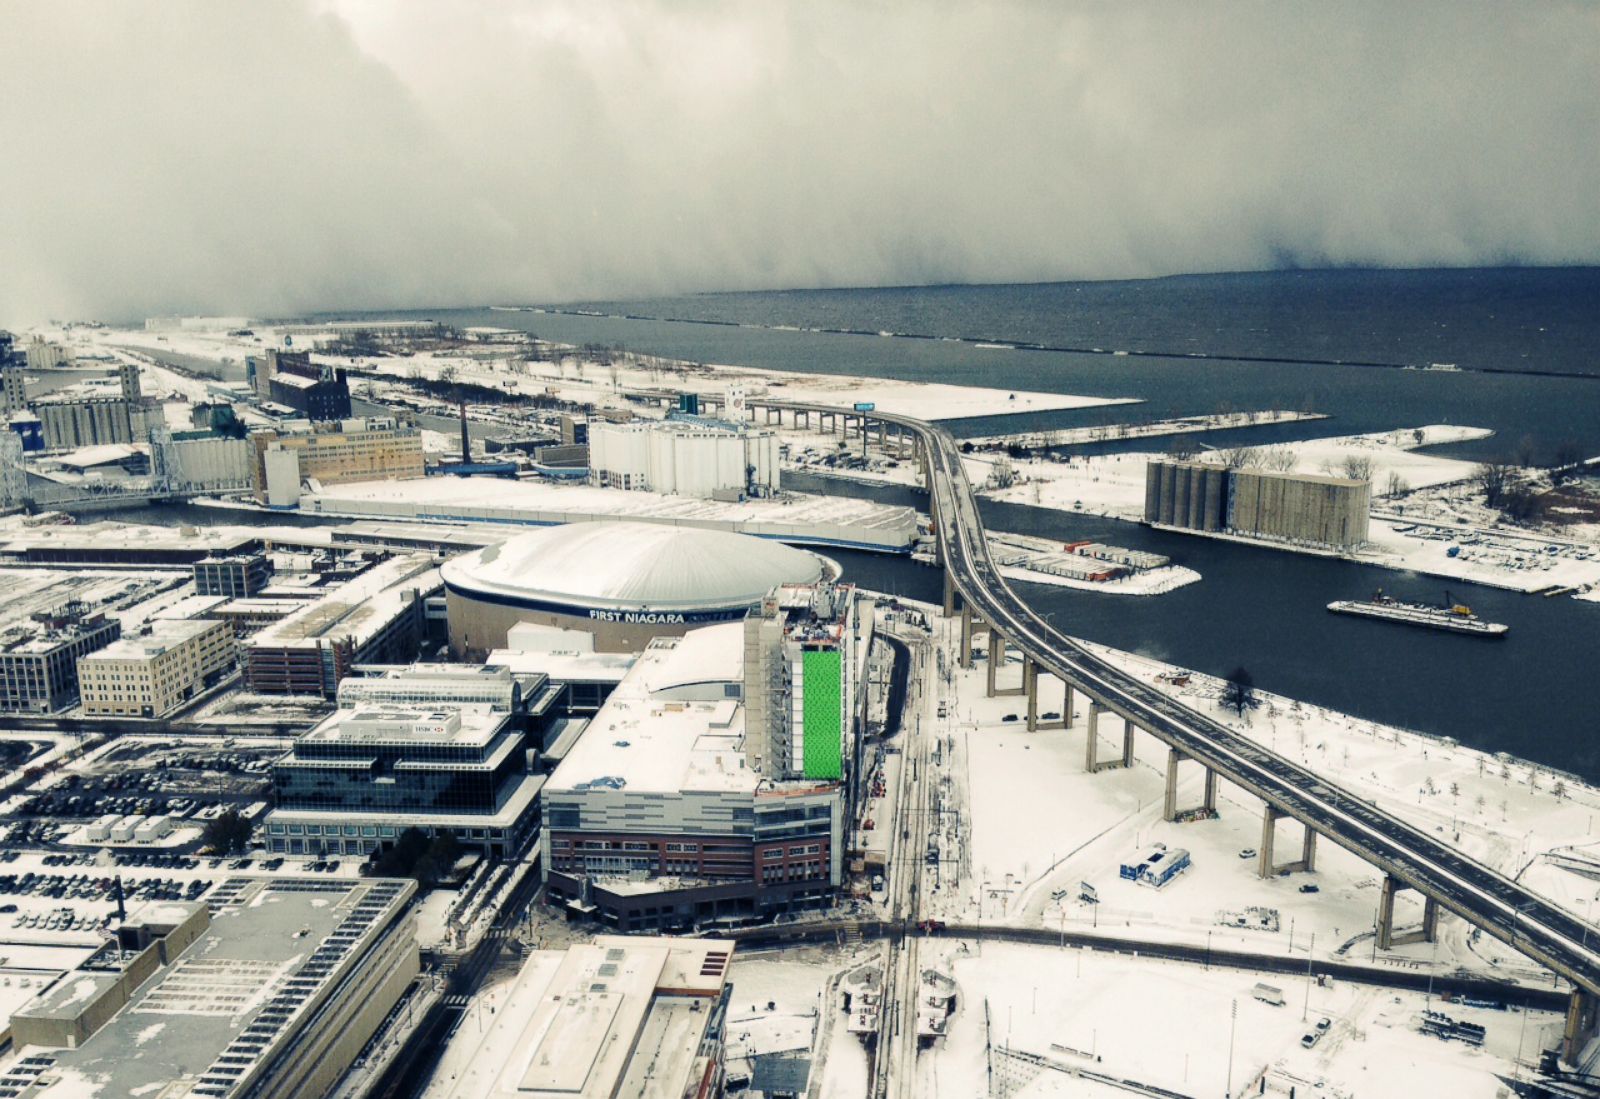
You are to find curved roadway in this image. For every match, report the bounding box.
[769,398,1600,1000]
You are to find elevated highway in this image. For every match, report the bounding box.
[748,395,1600,1056]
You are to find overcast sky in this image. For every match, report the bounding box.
[2,1,1597,324]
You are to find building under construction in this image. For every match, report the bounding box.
[1144,459,1370,549]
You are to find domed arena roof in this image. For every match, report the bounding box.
[441,521,825,614]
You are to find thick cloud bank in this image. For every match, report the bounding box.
[2,1,1597,323]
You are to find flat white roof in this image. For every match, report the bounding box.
[432,936,731,1099]
[81,617,222,662]
[545,629,754,797]
[251,553,440,649]
[299,703,507,750]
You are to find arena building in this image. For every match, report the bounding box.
[441,521,827,656]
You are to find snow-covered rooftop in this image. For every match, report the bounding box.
[442,521,822,613]
[545,628,754,796]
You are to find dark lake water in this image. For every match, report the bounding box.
[281,270,1600,774]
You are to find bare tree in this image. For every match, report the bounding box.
[1382,471,1410,497]
[1473,462,1516,508]
[1167,435,1199,461]
[1514,434,1538,468]
[1341,454,1374,481]
[1218,445,1258,470]
[987,455,1018,490]
[1259,446,1297,473]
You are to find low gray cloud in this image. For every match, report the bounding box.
[2,1,1597,324]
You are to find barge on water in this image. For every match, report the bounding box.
[1327,591,1508,637]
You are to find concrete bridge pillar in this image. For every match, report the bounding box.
[1376,874,1439,950]
[942,569,959,618]
[1565,989,1598,1063]
[1083,701,1129,773]
[1163,749,1220,822]
[1084,701,1102,771]
[960,605,974,669]
[985,632,1025,698]
[1024,661,1069,732]
[1258,806,1318,879]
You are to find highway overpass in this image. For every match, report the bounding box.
[745,394,1600,1060]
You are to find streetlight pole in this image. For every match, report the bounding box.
[1302,932,1315,1022]
[1225,998,1238,1097]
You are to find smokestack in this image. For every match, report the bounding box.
[459,396,470,464]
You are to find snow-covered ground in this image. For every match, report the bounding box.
[921,616,1599,988]
[913,939,1556,1098]
[61,322,1134,425]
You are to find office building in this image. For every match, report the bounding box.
[541,623,843,931]
[243,553,441,696]
[336,662,538,713]
[1,879,417,1099]
[429,935,732,1099]
[0,606,121,713]
[77,618,234,718]
[1144,459,1371,549]
[266,704,544,859]
[743,582,858,781]
[588,417,780,498]
[194,553,271,598]
[252,417,424,507]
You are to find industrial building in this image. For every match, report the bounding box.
[1144,459,1371,549]
[149,426,254,493]
[31,395,138,449]
[743,582,858,781]
[268,363,352,422]
[29,364,153,450]
[541,622,844,930]
[76,618,234,718]
[266,704,544,859]
[441,521,826,656]
[243,553,442,696]
[1,367,27,416]
[0,606,121,713]
[251,417,425,507]
[430,935,732,1099]
[0,879,418,1099]
[588,416,780,499]
[194,552,271,598]
[22,337,69,371]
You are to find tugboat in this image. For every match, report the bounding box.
[1327,589,1508,637]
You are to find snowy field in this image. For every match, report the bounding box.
[913,939,1556,1098]
[67,322,1133,424]
[923,617,1598,987]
